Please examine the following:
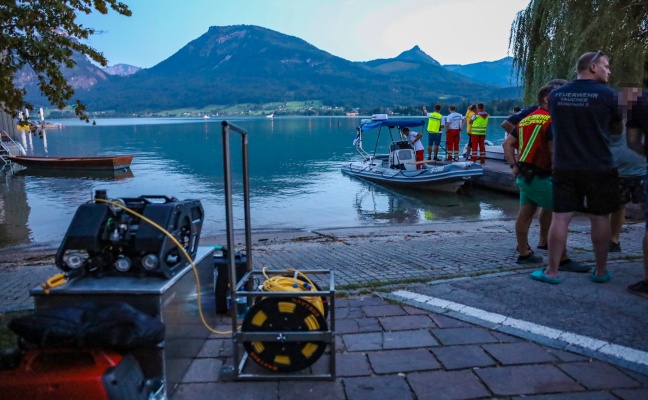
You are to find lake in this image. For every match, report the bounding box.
[0,116,519,248]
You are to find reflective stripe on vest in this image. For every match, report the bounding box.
[518,124,542,163]
[472,115,488,135]
[427,112,443,133]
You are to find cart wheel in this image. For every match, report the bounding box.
[241,297,328,373]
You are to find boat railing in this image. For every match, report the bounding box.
[0,130,27,166]
[355,139,373,161]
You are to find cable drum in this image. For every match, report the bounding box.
[241,296,328,373]
[241,268,329,372]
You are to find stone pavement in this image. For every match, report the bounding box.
[1,218,648,399]
[173,295,648,400]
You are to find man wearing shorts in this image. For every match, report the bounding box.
[504,84,584,270]
[626,89,648,298]
[423,105,444,161]
[532,51,622,284]
[501,79,569,250]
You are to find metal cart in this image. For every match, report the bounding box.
[219,121,335,381]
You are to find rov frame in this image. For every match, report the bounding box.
[219,121,336,381]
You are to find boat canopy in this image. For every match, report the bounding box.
[359,119,425,132]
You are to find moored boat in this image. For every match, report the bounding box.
[462,139,507,162]
[341,117,483,192]
[8,155,133,171]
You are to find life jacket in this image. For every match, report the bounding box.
[516,108,552,172]
[471,111,489,135]
[426,112,443,133]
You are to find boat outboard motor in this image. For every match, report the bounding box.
[389,141,416,170]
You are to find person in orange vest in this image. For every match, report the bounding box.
[470,103,488,163]
[503,82,585,271]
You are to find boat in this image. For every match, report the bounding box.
[8,155,133,171]
[17,121,64,130]
[341,117,483,192]
[461,139,509,162]
[266,113,274,119]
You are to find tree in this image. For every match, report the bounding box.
[509,0,648,103]
[0,0,131,121]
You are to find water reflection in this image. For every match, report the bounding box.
[13,167,134,181]
[350,178,496,225]
[0,117,519,247]
[0,173,31,246]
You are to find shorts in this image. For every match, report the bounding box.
[428,132,441,146]
[516,175,553,209]
[618,176,644,204]
[553,169,619,215]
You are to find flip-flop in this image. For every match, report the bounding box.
[537,244,548,250]
[590,270,611,283]
[530,268,562,284]
[558,259,591,273]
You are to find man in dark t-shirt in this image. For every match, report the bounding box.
[626,91,648,298]
[531,51,622,285]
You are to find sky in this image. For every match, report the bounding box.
[76,0,532,69]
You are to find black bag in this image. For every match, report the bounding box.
[9,302,165,350]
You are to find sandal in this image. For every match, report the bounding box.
[590,270,611,283]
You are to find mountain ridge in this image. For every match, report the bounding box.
[20,25,519,113]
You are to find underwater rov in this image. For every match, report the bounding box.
[55,190,204,279]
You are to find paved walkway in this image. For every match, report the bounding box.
[1,218,647,399]
[174,296,648,400]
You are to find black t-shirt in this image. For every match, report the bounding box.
[548,79,621,170]
[626,92,648,159]
[506,105,538,127]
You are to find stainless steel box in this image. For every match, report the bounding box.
[31,246,216,397]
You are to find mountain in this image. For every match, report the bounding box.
[364,45,442,70]
[102,64,141,76]
[22,25,519,113]
[17,49,111,98]
[444,57,518,88]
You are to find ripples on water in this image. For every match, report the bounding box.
[0,117,518,247]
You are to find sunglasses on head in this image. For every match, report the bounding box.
[591,50,603,64]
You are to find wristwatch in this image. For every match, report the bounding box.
[509,163,516,169]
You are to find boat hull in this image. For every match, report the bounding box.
[341,161,483,192]
[8,155,133,171]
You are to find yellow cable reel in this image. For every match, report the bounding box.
[241,268,329,372]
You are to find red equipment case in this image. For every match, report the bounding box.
[0,349,149,400]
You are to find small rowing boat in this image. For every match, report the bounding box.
[8,155,133,171]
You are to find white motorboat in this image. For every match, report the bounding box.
[341,117,483,192]
[462,139,509,162]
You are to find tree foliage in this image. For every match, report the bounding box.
[510,0,648,103]
[0,0,131,120]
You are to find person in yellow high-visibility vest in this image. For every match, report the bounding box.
[463,104,477,159]
[470,103,489,163]
[423,104,445,161]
